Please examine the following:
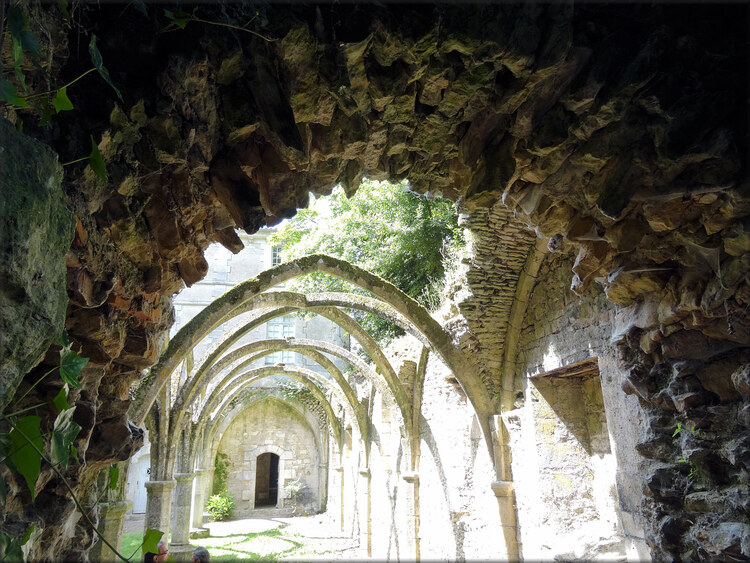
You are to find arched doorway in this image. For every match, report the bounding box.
[255,452,280,507]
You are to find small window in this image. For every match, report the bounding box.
[271,246,282,266]
[265,316,295,364]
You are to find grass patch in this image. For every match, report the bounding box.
[120,532,145,561]
[191,528,301,562]
[121,531,172,561]
[120,524,340,562]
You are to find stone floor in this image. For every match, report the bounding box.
[122,509,361,560]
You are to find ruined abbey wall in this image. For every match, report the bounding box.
[216,396,323,516]
[0,3,746,561]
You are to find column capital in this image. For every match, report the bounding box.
[174,472,194,482]
[402,472,419,484]
[98,500,132,519]
[491,480,514,497]
[145,479,176,492]
[359,468,371,478]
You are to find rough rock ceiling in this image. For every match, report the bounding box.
[0,2,748,560]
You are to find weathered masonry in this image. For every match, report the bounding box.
[0,3,748,561]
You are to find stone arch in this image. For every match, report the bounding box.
[133,255,490,423]
[140,302,403,431]
[174,337,369,440]
[159,336,376,479]
[204,393,327,514]
[198,365,344,450]
[206,394,323,469]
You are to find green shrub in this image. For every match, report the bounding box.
[206,491,235,521]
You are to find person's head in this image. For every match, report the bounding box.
[155,541,169,563]
[192,546,210,563]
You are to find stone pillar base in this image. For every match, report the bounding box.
[169,543,199,563]
[492,480,519,560]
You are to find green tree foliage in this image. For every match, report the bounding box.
[271,180,464,344]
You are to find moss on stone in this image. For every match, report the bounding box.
[0,119,73,411]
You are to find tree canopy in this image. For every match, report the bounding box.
[270,180,464,344]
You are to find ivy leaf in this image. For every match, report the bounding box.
[38,99,55,127]
[7,6,40,58]
[57,331,70,348]
[60,346,87,388]
[12,37,27,91]
[0,77,29,108]
[53,385,70,413]
[164,8,193,29]
[88,35,123,101]
[9,416,43,500]
[108,466,119,490]
[134,0,148,17]
[88,136,108,183]
[20,526,34,547]
[142,528,164,554]
[57,0,70,20]
[71,444,79,464]
[51,407,81,469]
[0,530,25,562]
[52,87,74,113]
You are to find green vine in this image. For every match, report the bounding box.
[213,452,231,495]
[0,4,116,181]
[0,332,164,561]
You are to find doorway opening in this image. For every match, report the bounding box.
[255,452,280,507]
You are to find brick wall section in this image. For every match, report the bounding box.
[451,202,537,397]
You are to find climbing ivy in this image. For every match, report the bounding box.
[0,332,164,561]
[212,451,231,495]
[0,4,118,181]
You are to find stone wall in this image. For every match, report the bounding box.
[508,249,650,559]
[216,396,322,516]
[0,119,73,412]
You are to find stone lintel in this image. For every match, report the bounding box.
[145,479,176,492]
[491,480,514,497]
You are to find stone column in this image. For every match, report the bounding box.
[144,480,175,539]
[202,468,215,509]
[402,472,420,562]
[318,463,328,512]
[492,480,519,561]
[359,469,372,557]
[191,469,211,529]
[492,414,520,561]
[170,473,196,561]
[336,466,345,531]
[89,500,132,563]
